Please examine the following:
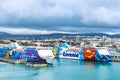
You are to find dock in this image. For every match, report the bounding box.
[111,58,120,62]
[0,58,24,64]
[111,55,120,62]
[0,58,48,67]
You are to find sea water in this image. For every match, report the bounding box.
[0,59,120,80]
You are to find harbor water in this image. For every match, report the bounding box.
[0,58,120,80]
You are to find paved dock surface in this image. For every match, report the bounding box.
[0,58,48,66]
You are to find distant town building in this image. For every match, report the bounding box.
[76,36,80,42]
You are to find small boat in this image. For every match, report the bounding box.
[56,41,113,62]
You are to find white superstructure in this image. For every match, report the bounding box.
[36,47,54,63]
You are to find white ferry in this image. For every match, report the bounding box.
[57,41,113,62]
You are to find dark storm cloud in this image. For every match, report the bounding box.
[0,0,120,34]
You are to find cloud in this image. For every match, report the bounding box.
[0,27,71,34]
[0,0,120,34]
[81,6,120,25]
[0,27,119,35]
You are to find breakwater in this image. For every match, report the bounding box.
[111,58,120,62]
[0,58,48,67]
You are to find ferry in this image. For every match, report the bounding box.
[0,40,54,65]
[56,41,113,62]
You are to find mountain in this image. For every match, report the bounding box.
[0,32,11,39]
[111,34,120,38]
[80,33,110,36]
[0,32,11,36]
[0,32,120,39]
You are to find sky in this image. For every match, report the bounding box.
[0,0,120,34]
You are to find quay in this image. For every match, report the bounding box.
[0,58,24,64]
[0,58,48,67]
[1,57,120,64]
[111,55,120,62]
[111,58,120,62]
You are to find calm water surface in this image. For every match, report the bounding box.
[0,59,120,80]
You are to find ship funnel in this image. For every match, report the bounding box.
[9,40,23,52]
[59,41,70,48]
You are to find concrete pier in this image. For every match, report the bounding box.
[0,58,48,66]
[111,58,120,62]
[111,55,120,62]
[0,58,24,64]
